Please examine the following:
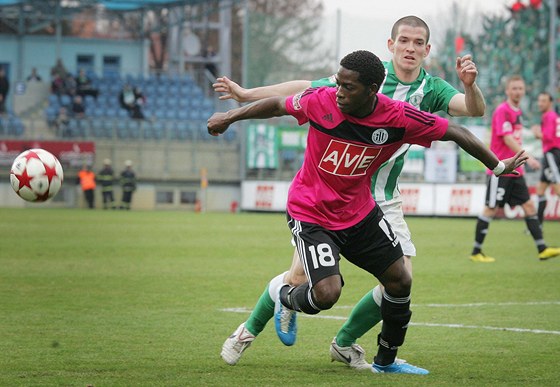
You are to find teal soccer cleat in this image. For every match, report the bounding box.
[372,360,429,375]
[274,288,298,346]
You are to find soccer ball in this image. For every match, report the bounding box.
[10,148,64,202]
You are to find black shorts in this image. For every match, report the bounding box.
[485,174,530,208]
[287,205,403,286]
[540,148,560,184]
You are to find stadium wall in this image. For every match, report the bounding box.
[240,181,560,220]
[0,34,148,82]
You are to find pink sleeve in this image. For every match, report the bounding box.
[285,89,316,126]
[401,105,449,147]
[494,108,512,137]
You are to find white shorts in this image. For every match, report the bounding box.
[379,197,416,257]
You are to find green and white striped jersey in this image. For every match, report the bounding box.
[311,60,459,202]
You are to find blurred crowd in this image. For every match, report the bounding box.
[428,0,558,125]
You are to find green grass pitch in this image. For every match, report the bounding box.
[0,208,559,386]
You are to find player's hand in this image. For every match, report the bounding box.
[531,124,542,139]
[527,155,541,170]
[456,54,478,87]
[212,76,249,102]
[207,112,230,136]
[500,150,528,175]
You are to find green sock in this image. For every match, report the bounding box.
[244,285,276,337]
[336,288,382,347]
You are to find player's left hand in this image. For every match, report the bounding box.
[500,150,529,175]
[207,112,230,136]
[456,54,478,87]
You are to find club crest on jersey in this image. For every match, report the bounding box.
[319,139,381,176]
[292,92,303,110]
[371,129,389,145]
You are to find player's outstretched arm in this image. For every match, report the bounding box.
[448,54,486,117]
[441,121,527,175]
[207,96,287,136]
[213,76,311,103]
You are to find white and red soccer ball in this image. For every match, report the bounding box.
[10,148,64,202]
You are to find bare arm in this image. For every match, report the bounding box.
[207,96,287,136]
[440,122,527,175]
[213,76,311,103]
[503,134,541,169]
[447,55,486,117]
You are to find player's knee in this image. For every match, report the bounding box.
[311,278,341,310]
[385,272,412,298]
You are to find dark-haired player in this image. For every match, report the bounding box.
[470,76,560,262]
[209,50,526,374]
[216,15,488,370]
[531,92,560,228]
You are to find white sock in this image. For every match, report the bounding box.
[268,271,289,301]
[372,285,383,307]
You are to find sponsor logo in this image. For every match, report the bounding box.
[319,140,381,176]
[371,129,389,145]
[449,188,472,215]
[322,113,333,122]
[255,185,274,208]
[401,188,420,214]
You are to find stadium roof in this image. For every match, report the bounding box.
[0,0,209,12]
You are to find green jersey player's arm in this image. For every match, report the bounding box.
[447,54,486,117]
[213,76,311,103]
[447,82,486,117]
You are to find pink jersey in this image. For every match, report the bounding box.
[285,87,448,230]
[540,110,560,153]
[489,101,524,176]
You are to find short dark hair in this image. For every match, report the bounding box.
[391,15,430,43]
[339,50,385,88]
[538,92,553,102]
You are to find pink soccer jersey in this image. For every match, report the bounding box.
[285,87,448,230]
[489,102,524,176]
[541,110,560,153]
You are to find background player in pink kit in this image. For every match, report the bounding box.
[470,76,560,262]
[532,92,560,228]
[208,50,526,374]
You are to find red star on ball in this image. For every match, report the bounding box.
[23,150,41,162]
[14,168,33,190]
[43,162,59,184]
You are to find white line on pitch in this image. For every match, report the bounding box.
[219,307,560,336]
[333,301,560,309]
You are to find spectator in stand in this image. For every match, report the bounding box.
[78,164,96,209]
[0,67,9,114]
[55,106,70,137]
[26,68,42,82]
[71,95,86,119]
[75,69,99,99]
[50,58,67,79]
[132,87,146,119]
[119,84,145,119]
[64,73,77,97]
[51,73,66,100]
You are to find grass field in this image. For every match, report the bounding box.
[0,208,559,386]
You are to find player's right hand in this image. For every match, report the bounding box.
[212,76,248,102]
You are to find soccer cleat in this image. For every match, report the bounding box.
[470,252,496,263]
[538,247,560,261]
[329,337,371,370]
[372,360,429,375]
[274,288,297,346]
[220,322,255,365]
